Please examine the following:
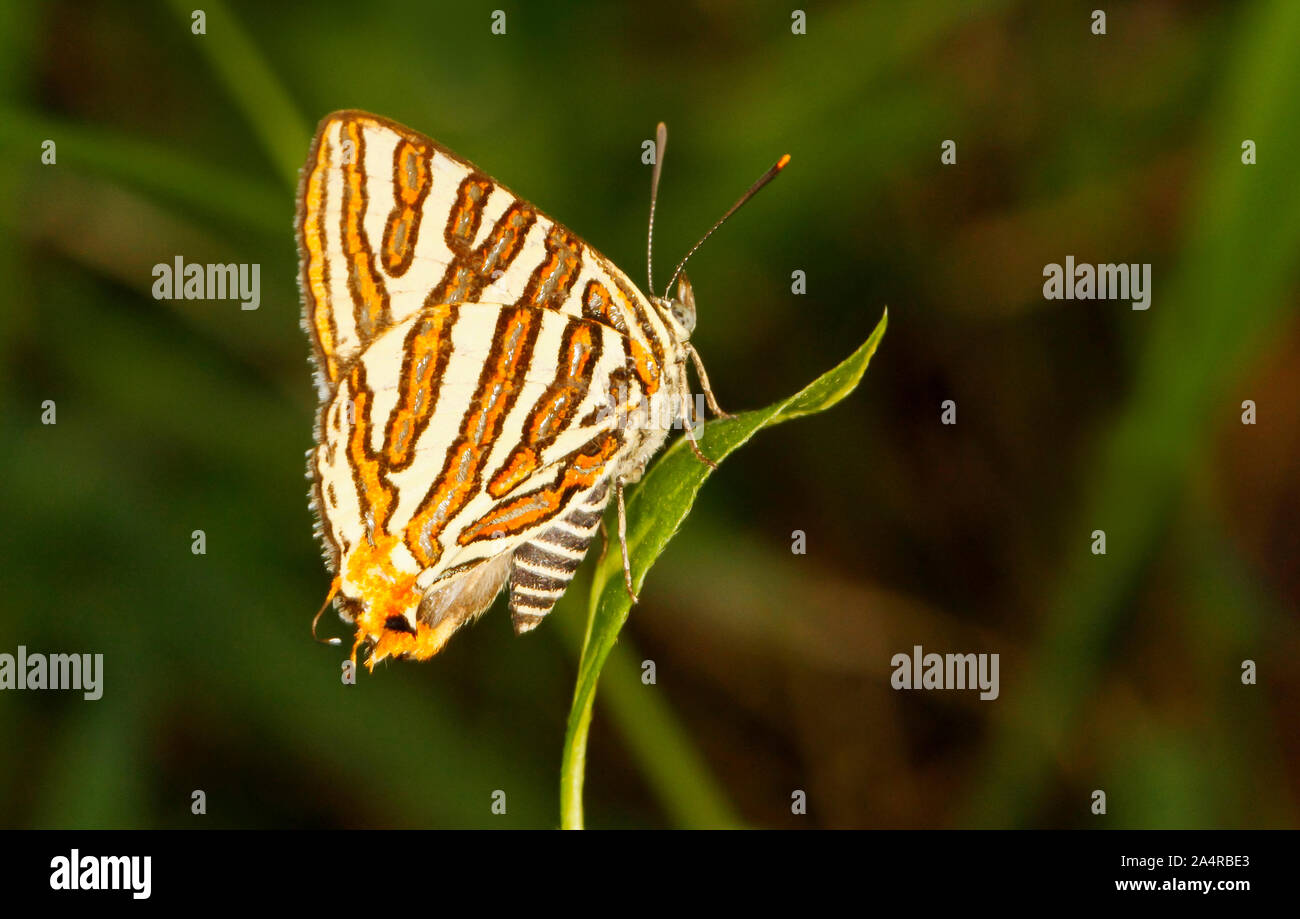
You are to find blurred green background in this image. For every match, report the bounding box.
[2,0,1298,828]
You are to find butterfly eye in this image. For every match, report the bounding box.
[670,273,697,334]
[670,299,696,334]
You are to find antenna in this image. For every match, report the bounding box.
[311,577,342,646]
[647,122,668,294]
[663,152,791,299]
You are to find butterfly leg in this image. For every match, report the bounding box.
[596,517,610,567]
[616,478,639,604]
[684,422,718,470]
[679,359,719,469]
[688,344,732,419]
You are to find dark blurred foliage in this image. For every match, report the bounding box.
[1,0,1297,828]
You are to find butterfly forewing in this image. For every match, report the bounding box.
[298,111,671,387]
[297,110,683,666]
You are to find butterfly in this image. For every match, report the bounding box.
[296,111,787,668]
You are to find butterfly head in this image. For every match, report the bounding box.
[660,272,697,338]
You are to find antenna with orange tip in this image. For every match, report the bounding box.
[663,151,791,298]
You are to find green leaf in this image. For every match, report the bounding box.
[560,310,888,828]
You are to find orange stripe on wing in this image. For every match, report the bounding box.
[474,203,536,280]
[404,306,541,567]
[518,225,584,310]
[381,139,432,277]
[629,339,660,396]
[382,304,458,471]
[426,179,536,306]
[341,118,391,343]
[487,447,539,499]
[302,130,338,381]
[446,173,493,252]
[459,432,622,544]
[581,279,627,333]
[344,362,397,534]
[611,277,664,395]
[487,320,601,497]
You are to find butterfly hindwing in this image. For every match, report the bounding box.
[312,299,645,662]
